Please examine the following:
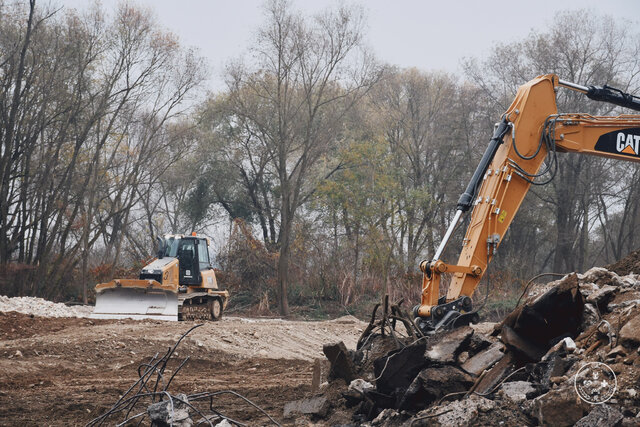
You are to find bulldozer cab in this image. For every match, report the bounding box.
[160,235,211,286]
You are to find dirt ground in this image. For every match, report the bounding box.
[0,311,366,426]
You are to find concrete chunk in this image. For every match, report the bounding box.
[400,365,474,410]
[619,313,640,344]
[500,381,536,403]
[474,352,514,395]
[586,285,617,305]
[424,326,474,364]
[147,393,192,427]
[283,396,329,418]
[373,340,427,396]
[461,342,504,376]
[532,387,587,426]
[574,404,623,427]
[323,341,356,383]
[418,395,495,427]
[501,324,545,361]
[499,273,584,356]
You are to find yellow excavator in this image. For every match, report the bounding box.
[413,74,640,333]
[91,233,229,321]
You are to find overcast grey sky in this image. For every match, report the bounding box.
[57,0,640,92]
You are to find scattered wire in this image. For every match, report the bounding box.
[474,366,527,397]
[191,390,282,426]
[85,324,280,427]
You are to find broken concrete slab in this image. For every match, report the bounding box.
[461,341,504,376]
[532,387,588,426]
[474,352,515,395]
[323,341,357,383]
[619,313,640,344]
[586,285,618,306]
[425,395,495,427]
[501,324,545,361]
[283,396,329,418]
[542,337,576,361]
[349,378,374,394]
[499,273,584,354]
[500,381,536,403]
[530,352,575,389]
[372,340,427,396]
[424,326,474,364]
[581,267,621,287]
[574,404,623,427]
[467,329,495,356]
[399,365,474,410]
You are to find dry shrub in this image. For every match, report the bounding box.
[216,219,277,312]
[0,263,36,297]
[89,258,152,283]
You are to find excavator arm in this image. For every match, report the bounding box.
[414,74,640,331]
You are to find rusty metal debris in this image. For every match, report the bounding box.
[85,324,281,427]
[357,295,424,351]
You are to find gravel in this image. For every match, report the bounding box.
[0,295,92,318]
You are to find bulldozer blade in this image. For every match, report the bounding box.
[90,288,179,321]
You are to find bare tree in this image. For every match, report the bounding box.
[0,1,205,300]
[215,0,380,315]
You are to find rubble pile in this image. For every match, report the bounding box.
[287,253,640,426]
[0,295,91,318]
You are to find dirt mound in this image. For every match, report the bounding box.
[0,312,368,425]
[606,247,640,275]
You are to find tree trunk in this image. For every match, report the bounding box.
[277,216,291,317]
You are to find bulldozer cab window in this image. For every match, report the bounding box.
[198,239,210,270]
[164,237,179,258]
[177,240,195,272]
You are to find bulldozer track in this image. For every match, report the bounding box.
[181,302,213,321]
[180,294,222,321]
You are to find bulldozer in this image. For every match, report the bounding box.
[90,233,229,321]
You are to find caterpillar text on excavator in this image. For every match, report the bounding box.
[90,233,229,321]
[413,74,640,334]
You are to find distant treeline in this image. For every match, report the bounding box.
[1,1,639,317]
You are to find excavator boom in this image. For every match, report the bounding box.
[415,74,640,331]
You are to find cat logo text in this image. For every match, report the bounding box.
[616,132,640,155]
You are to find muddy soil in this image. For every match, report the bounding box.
[0,312,366,426]
[607,248,640,275]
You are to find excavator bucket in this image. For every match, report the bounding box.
[90,279,179,321]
